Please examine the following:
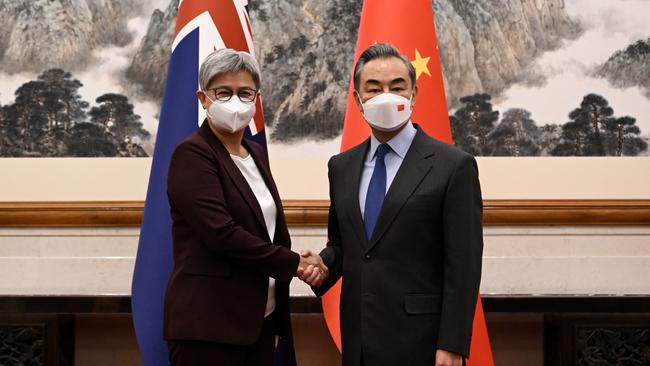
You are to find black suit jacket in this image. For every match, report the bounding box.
[315,125,483,365]
[164,121,299,345]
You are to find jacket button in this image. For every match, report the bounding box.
[364,254,371,260]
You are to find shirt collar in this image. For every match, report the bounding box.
[367,121,417,161]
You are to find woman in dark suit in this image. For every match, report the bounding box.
[163,48,327,365]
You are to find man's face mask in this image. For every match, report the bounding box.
[359,92,413,132]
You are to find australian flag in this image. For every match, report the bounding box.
[131,1,295,365]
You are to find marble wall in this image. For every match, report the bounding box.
[1,226,649,296]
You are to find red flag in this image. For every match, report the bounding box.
[322,1,494,364]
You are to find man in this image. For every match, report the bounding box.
[302,43,483,366]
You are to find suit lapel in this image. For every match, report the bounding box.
[344,139,371,248]
[198,122,268,238]
[367,129,436,252]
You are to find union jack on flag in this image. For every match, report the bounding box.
[131,1,286,365]
[170,0,267,143]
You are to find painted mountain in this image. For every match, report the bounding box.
[0,0,648,157]
[598,38,650,98]
[129,0,580,144]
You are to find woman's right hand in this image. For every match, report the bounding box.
[296,250,329,287]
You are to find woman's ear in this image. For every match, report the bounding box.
[196,90,209,109]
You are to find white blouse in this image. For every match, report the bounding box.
[230,153,277,317]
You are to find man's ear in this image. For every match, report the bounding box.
[353,90,363,113]
[411,85,418,108]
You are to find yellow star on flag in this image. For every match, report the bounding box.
[411,49,431,80]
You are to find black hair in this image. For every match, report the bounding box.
[353,43,416,91]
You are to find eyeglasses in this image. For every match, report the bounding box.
[206,87,258,103]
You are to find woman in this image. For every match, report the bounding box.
[163,48,326,365]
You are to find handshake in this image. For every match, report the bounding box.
[295,250,328,287]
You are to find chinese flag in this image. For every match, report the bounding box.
[321,0,495,364]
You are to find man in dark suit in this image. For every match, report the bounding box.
[305,43,483,366]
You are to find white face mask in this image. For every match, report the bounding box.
[359,92,413,132]
[205,94,256,133]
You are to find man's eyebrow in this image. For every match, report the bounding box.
[364,79,382,85]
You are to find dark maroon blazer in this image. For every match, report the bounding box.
[163,120,299,345]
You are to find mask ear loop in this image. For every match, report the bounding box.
[400,92,415,127]
[203,91,216,107]
[354,90,365,114]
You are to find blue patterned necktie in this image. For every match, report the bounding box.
[364,143,391,240]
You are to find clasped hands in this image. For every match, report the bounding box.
[295,250,328,287]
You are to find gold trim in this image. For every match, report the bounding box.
[482,200,650,225]
[0,201,143,227]
[0,200,649,227]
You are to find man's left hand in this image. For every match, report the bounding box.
[435,349,463,366]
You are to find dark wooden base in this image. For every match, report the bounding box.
[545,313,650,366]
[1,296,649,365]
[0,314,73,366]
[3,295,650,314]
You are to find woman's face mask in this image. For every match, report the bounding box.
[205,94,256,133]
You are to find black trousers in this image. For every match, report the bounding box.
[168,314,275,366]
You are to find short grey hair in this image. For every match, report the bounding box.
[199,48,261,90]
[353,43,416,92]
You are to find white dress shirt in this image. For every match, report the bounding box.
[359,122,417,218]
[230,153,277,317]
